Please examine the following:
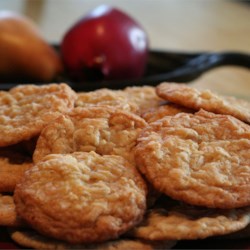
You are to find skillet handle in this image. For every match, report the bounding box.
[185,52,250,70]
[145,52,250,83]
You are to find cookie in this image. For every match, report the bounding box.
[14,152,147,243]
[135,109,250,209]
[156,82,250,123]
[76,86,164,116]
[76,88,139,113]
[9,228,176,250]
[0,83,77,147]
[0,148,33,192]
[124,86,164,114]
[0,194,23,227]
[130,198,250,240]
[142,103,193,123]
[33,106,147,164]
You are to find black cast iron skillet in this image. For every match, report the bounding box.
[1,50,249,91]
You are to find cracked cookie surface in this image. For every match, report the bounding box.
[0,83,77,147]
[33,106,147,164]
[131,203,250,240]
[135,109,250,209]
[156,82,250,123]
[14,152,147,244]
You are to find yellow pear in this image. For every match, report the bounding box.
[0,11,63,83]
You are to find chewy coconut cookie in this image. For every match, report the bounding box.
[33,106,147,164]
[14,152,147,244]
[9,228,176,250]
[76,86,164,116]
[156,82,250,123]
[142,103,193,123]
[135,109,250,209]
[123,86,164,114]
[76,88,139,113]
[130,197,250,241]
[0,83,77,147]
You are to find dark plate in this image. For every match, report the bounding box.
[1,49,250,91]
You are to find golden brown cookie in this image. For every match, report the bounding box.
[156,82,250,123]
[14,152,147,244]
[130,198,250,240]
[124,86,164,114]
[0,194,23,226]
[142,103,193,123]
[33,106,147,164]
[135,109,250,209]
[76,88,139,113]
[9,228,176,250]
[0,148,33,192]
[76,86,164,116]
[0,83,77,147]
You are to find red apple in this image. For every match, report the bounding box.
[61,5,149,81]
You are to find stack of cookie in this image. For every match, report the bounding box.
[0,82,249,249]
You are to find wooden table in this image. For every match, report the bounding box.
[2,0,250,99]
[1,0,249,97]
